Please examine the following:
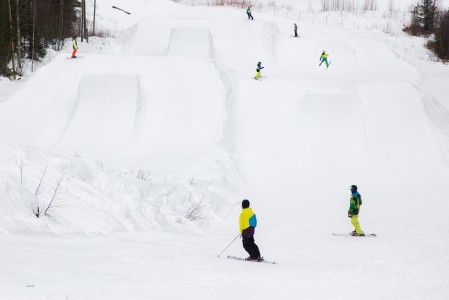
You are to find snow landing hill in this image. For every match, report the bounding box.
[0,0,449,299]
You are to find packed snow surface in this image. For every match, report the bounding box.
[1,0,449,299]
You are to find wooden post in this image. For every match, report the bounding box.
[84,0,88,43]
[93,0,96,36]
[81,0,84,42]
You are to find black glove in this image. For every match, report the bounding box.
[348,210,353,218]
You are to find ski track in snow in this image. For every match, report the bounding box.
[1,0,449,298]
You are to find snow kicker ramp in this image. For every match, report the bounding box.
[55,74,138,164]
[167,28,211,58]
[0,54,226,173]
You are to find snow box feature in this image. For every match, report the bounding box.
[167,28,212,58]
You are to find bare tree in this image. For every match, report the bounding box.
[7,0,17,79]
[184,190,208,221]
[31,0,36,72]
[34,165,48,196]
[15,0,22,72]
[43,173,66,216]
[93,0,96,36]
[19,158,24,184]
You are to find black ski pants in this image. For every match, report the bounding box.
[242,236,260,259]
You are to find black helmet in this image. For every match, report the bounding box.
[350,185,357,193]
[72,36,76,39]
[242,199,250,208]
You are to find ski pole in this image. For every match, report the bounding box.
[217,233,241,257]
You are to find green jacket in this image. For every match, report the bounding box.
[349,192,362,216]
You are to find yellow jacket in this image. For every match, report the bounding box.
[72,39,78,50]
[239,208,257,237]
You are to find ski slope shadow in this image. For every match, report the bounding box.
[55,74,139,165]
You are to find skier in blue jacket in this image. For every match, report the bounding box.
[255,61,264,79]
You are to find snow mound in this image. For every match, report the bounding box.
[0,144,234,235]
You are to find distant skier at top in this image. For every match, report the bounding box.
[294,23,298,37]
[348,185,364,236]
[71,36,78,58]
[255,61,264,79]
[239,199,262,261]
[246,6,254,20]
[319,50,329,68]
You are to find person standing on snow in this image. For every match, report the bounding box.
[348,185,364,236]
[319,50,329,68]
[255,61,264,79]
[239,199,262,261]
[246,6,254,20]
[71,36,78,58]
[294,23,298,37]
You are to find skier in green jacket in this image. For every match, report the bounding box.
[319,50,329,68]
[348,185,364,236]
[246,6,254,20]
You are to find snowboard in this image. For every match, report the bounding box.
[332,232,376,237]
[66,56,82,59]
[254,76,266,80]
[227,255,276,264]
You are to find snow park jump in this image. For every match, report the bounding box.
[0,0,449,299]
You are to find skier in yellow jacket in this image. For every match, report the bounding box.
[239,199,262,261]
[71,36,78,58]
[319,50,329,68]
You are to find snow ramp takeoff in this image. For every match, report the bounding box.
[167,28,212,58]
[55,74,139,165]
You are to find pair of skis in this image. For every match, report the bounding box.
[332,232,377,237]
[227,255,276,264]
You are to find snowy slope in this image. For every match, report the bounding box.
[1,0,449,299]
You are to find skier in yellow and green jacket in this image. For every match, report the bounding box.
[319,50,329,68]
[246,6,254,20]
[239,199,262,261]
[348,185,364,236]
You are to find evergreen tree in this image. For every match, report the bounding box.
[0,0,12,76]
[416,0,438,33]
[432,10,449,60]
[0,0,81,78]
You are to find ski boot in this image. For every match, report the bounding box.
[351,231,365,236]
